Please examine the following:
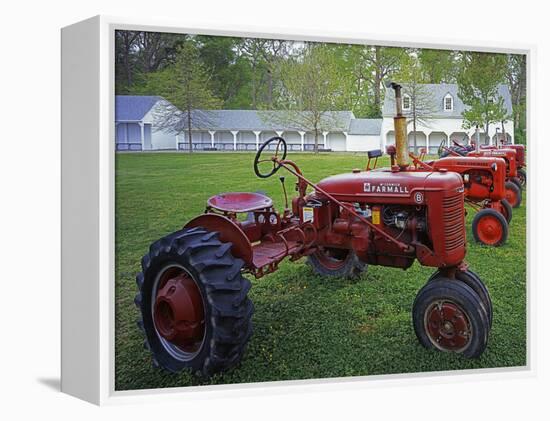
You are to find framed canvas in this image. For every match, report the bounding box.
[61,15,532,405]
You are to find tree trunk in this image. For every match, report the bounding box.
[266,68,273,107]
[413,116,417,154]
[314,125,319,154]
[373,47,382,116]
[187,108,193,154]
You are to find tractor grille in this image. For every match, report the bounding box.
[442,193,465,252]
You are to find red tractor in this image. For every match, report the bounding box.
[134,83,492,377]
[481,143,526,187]
[407,152,511,246]
[439,141,522,208]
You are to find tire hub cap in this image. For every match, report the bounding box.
[505,189,517,206]
[154,272,205,351]
[477,215,502,245]
[426,301,471,351]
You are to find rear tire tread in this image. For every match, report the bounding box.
[135,227,254,377]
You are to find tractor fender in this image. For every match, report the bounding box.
[184,213,254,267]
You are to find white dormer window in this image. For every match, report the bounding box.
[402,94,411,111]
[444,93,453,111]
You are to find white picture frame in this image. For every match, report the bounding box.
[61,15,534,405]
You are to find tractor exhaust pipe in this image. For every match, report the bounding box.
[475,125,480,153]
[387,82,408,169]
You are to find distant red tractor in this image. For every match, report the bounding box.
[134,83,492,377]
[407,152,512,246]
[481,144,526,187]
[439,141,522,208]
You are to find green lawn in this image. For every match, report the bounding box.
[115,152,527,391]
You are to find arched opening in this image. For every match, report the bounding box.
[385,131,395,148]
[491,133,512,145]
[407,131,427,154]
[428,132,448,155]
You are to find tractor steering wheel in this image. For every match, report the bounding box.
[254,137,288,178]
[437,139,446,157]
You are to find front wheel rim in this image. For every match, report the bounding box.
[424,300,472,352]
[152,264,206,362]
[505,188,518,207]
[476,215,504,245]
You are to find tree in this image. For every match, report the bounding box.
[457,52,509,144]
[395,52,437,152]
[115,30,140,93]
[270,44,343,153]
[240,38,293,108]
[115,31,186,94]
[361,46,407,117]
[506,54,527,144]
[417,48,458,84]
[138,41,222,152]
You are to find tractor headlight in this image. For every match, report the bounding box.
[491,163,497,171]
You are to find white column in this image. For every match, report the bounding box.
[299,131,305,151]
[424,132,431,153]
[445,132,452,147]
[231,130,239,151]
[140,122,145,150]
[209,130,216,148]
[276,130,284,138]
[322,131,328,149]
[343,131,348,152]
[253,131,261,150]
[175,134,179,150]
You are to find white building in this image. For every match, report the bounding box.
[381,83,514,154]
[115,84,514,153]
[115,96,179,151]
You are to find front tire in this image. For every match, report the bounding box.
[510,177,522,191]
[428,270,492,327]
[307,247,366,279]
[504,181,522,208]
[135,227,254,376]
[413,279,490,358]
[517,168,527,188]
[499,199,513,224]
[472,208,508,246]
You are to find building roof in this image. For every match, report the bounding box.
[382,83,513,118]
[115,95,161,121]
[349,118,383,135]
[175,110,355,132]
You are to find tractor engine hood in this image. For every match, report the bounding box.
[316,169,463,205]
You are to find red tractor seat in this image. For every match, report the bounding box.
[207,192,273,213]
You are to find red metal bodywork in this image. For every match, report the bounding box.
[425,156,507,203]
[480,144,525,169]
[467,148,518,178]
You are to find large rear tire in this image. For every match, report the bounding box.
[307,247,366,279]
[504,181,522,208]
[135,227,254,376]
[413,279,490,358]
[472,208,508,246]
